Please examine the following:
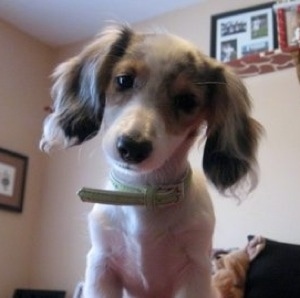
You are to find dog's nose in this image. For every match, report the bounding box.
[117,135,153,164]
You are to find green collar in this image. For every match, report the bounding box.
[77,167,192,208]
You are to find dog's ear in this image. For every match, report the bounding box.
[203,64,262,194]
[40,26,133,151]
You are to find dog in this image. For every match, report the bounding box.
[40,25,261,298]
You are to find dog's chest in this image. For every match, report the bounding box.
[90,200,214,296]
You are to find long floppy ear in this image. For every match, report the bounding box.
[203,64,263,194]
[40,26,133,152]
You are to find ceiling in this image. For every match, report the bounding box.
[0,0,204,47]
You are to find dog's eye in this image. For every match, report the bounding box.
[116,75,135,91]
[174,94,198,114]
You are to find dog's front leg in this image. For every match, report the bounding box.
[174,233,219,298]
[83,249,123,298]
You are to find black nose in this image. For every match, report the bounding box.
[116,135,153,164]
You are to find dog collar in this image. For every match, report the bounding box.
[77,168,192,207]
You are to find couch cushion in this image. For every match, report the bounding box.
[244,236,300,298]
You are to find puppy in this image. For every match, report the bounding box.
[40,25,261,298]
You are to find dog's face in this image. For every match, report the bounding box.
[41,26,262,192]
[101,33,213,174]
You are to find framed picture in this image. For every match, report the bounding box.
[274,1,300,51]
[211,2,278,62]
[0,148,28,212]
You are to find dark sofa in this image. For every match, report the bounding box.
[245,236,300,298]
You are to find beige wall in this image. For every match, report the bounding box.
[1,0,300,297]
[0,20,54,297]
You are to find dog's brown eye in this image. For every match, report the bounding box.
[174,94,198,114]
[116,75,135,91]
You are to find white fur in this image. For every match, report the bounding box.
[84,171,218,298]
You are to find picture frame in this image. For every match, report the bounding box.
[210,2,278,62]
[274,1,300,51]
[0,148,28,213]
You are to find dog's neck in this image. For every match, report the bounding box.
[111,158,190,188]
[76,136,199,206]
[78,147,193,207]
[78,160,191,207]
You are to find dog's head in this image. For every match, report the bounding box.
[40,25,262,193]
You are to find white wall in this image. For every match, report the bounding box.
[2,0,299,297]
